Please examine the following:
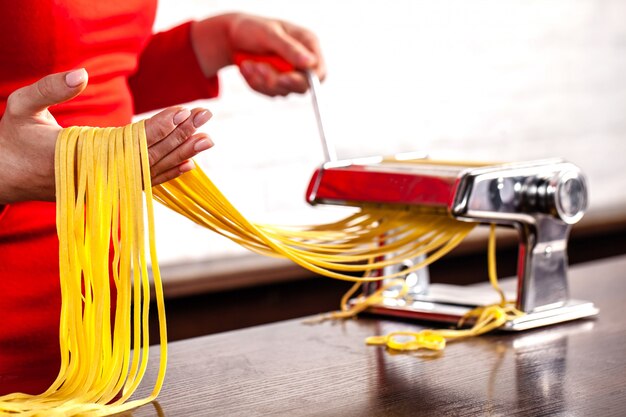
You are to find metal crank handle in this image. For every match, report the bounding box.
[233,52,337,162]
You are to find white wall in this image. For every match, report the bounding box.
[147,0,626,266]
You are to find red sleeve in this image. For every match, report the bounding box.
[128,21,219,114]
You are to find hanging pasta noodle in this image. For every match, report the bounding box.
[152,167,476,282]
[1,120,512,415]
[0,121,167,416]
[364,224,524,352]
[151,154,522,349]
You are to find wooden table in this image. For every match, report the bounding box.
[126,255,626,416]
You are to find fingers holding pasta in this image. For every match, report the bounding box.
[0,69,215,203]
[144,106,214,186]
[151,132,213,185]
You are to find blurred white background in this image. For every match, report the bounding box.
[145,0,626,266]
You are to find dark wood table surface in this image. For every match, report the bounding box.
[125,255,626,417]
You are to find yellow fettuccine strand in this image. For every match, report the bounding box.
[155,166,521,350]
[0,122,167,416]
[153,167,476,282]
[365,224,525,351]
[0,120,485,415]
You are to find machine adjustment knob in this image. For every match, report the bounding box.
[523,170,588,224]
[554,171,588,223]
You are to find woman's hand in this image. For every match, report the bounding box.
[144,106,213,185]
[191,13,326,97]
[0,69,214,205]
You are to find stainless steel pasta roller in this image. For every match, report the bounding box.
[233,51,597,330]
[306,155,598,330]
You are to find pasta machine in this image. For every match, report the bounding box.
[305,155,598,330]
[232,53,598,331]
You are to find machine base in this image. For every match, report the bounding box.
[365,283,599,331]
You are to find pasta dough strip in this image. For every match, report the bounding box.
[1,120,506,415]
[0,122,167,416]
[153,167,476,282]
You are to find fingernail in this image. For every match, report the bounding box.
[179,160,196,173]
[65,68,87,88]
[173,108,191,125]
[194,138,214,152]
[299,53,316,67]
[193,110,212,128]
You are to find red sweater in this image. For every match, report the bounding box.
[0,0,219,395]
